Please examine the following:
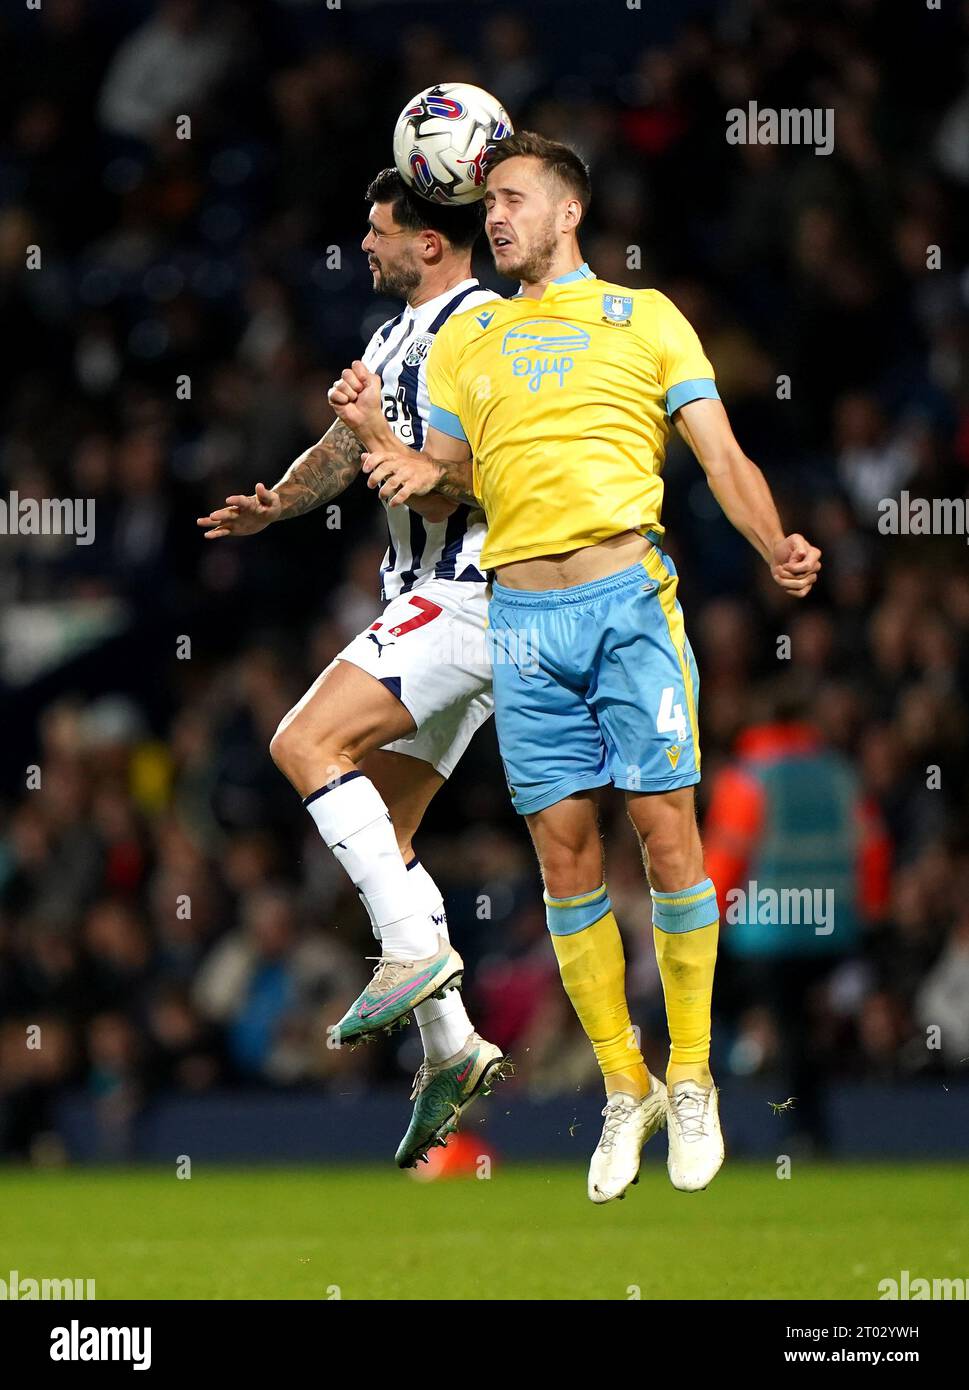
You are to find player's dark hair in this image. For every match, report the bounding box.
[483,131,592,218]
[364,168,484,250]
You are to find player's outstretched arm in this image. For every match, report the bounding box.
[196,418,363,538]
[329,361,459,523]
[362,426,477,510]
[273,417,365,520]
[673,397,821,597]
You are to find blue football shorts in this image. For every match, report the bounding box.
[487,547,701,816]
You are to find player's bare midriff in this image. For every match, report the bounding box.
[494,529,652,591]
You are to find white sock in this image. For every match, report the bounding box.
[304,774,437,960]
[406,858,451,943]
[415,991,475,1063]
[407,857,474,1062]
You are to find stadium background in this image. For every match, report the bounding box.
[1,0,968,1178]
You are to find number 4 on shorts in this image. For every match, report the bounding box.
[656,686,688,743]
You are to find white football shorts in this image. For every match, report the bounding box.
[336,579,493,778]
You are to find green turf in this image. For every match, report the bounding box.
[0,1162,966,1300]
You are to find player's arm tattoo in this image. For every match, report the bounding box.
[427,455,478,508]
[273,419,364,519]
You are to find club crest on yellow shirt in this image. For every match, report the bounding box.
[601,294,633,324]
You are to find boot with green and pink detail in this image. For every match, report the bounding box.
[396,1033,510,1168]
[333,937,464,1047]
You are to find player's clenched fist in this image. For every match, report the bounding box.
[328,360,384,437]
[363,448,441,506]
[196,482,281,538]
[771,533,821,597]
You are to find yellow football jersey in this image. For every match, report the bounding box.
[426,263,718,570]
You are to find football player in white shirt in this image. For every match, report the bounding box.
[198,170,507,1167]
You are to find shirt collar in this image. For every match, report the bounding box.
[550,261,594,285]
[513,262,595,298]
[404,277,479,318]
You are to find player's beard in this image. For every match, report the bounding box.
[497,215,558,284]
[373,250,422,300]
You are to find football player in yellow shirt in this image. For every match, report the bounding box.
[332,131,820,1201]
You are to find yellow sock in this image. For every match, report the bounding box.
[651,878,720,1089]
[545,887,650,1100]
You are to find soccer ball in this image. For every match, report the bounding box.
[393,83,513,205]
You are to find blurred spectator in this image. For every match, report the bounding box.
[916,915,969,1067]
[704,689,892,1149]
[835,393,920,526]
[98,0,244,143]
[193,884,360,1083]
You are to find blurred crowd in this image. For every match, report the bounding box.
[1,0,968,1156]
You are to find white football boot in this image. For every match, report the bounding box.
[588,1074,668,1204]
[666,1080,725,1192]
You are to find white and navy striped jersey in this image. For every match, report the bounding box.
[361,278,496,601]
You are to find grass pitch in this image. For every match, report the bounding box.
[1,1162,966,1300]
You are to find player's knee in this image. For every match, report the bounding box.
[270,716,337,781]
[630,798,702,889]
[539,844,604,900]
[642,825,703,892]
[269,717,297,775]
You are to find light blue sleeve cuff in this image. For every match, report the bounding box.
[665,378,720,417]
[429,404,468,441]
